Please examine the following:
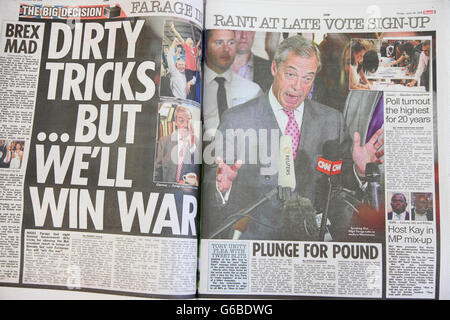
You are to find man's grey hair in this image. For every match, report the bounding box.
[174,105,192,119]
[273,35,322,72]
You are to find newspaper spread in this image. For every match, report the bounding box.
[0,0,448,300]
[0,0,203,298]
[198,0,447,299]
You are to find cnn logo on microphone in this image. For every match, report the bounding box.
[316,157,342,175]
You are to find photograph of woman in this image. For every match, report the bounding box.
[349,40,371,90]
[9,141,24,169]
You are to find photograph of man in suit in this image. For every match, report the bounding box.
[154,105,200,185]
[231,31,274,92]
[202,35,384,240]
[387,193,410,221]
[203,29,263,140]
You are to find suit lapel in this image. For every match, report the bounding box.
[259,94,281,133]
[294,99,321,196]
[299,99,320,153]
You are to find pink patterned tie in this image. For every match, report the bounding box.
[283,109,300,159]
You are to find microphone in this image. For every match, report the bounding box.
[316,141,342,241]
[278,135,296,202]
[316,143,342,179]
[231,134,297,240]
[365,162,381,211]
[282,196,319,241]
[210,135,301,240]
[232,216,249,240]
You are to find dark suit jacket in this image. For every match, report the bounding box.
[253,54,273,93]
[154,130,200,184]
[202,94,357,240]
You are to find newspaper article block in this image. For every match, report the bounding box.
[200,239,382,298]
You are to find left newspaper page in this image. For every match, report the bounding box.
[0,0,203,298]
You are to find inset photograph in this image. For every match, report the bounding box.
[387,192,410,221]
[160,20,202,103]
[349,37,431,92]
[0,140,24,169]
[153,100,201,186]
[411,192,433,221]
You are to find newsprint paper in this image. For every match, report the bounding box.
[198,0,448,300]
[0,0,449,300]
[0,0,203,299]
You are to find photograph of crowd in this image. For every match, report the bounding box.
[349,38,432,92]
[160,20,202,103]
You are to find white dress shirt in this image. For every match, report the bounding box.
[414,51,429,84]
[167,46,187,99]
[413,210,428,221]
[268,86,304,134]
[235,54,254,81]
[392,211,408,221]
[203,64,263,139]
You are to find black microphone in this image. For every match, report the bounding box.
[282,196,319,241]
[316,141,342,241]
[365,162,381,211]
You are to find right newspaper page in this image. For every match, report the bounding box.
[199,0,448,299]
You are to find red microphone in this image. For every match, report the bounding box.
[316,157,342,176]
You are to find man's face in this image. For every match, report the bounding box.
[176,59,186,73]
[415,195,427,213]
[235,31,255,55]
[175,110,191,134]
[206,30,236,74]
[391,194,407,214]
[271,51,318,111]
[422,43,430,57]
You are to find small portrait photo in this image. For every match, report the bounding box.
[387,192,410,221]
[0,140,25,169]
[160,20,202,103]
[153,100,201,186]
[411,192,433,221]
